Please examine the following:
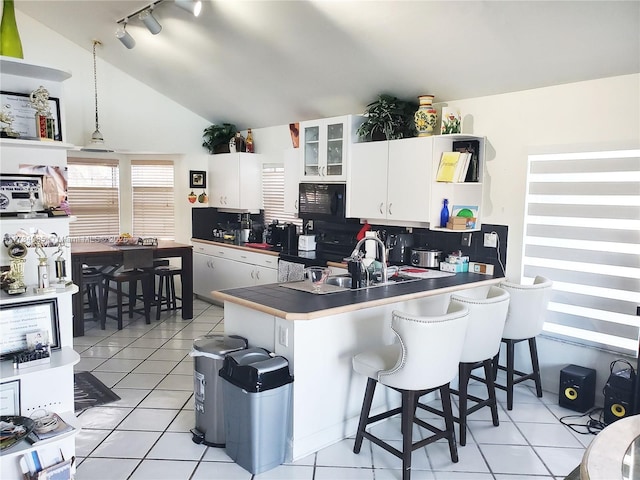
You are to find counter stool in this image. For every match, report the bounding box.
[82,267,103,323]
[448,286,510,446]
[154,265,182,320]
[352,304,470,480]
[493,276,553,410]
[101,269,153,329]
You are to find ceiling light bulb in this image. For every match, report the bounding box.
[115,24,136,49]
[140,8,162,35]
[175,0,202,17]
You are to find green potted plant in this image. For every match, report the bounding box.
[202,123,236,154]
[356,94,418,142]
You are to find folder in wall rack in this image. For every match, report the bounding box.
[436,151,462,182]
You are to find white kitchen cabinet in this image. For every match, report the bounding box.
[347,137,431,223]
[208,152,262,211]
[193,242,278,302]
[283,148,300,215]
[299,115,362,182]
[347,135,485,229]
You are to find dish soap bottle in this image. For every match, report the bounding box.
[440,198,450,228]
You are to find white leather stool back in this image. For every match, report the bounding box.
[500,276,553,340]
[379,302,469,391]
[451,286,510,363]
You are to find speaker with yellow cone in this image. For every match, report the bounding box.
[603,360,636,425]
[559,365,596,412]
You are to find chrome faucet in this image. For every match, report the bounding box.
[349,234,388,284]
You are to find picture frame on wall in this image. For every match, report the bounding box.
[0,298,60,359]
[189,170,206,189]
[0,91,63,141]
[0,379,20,416]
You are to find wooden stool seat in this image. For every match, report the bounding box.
[101,269,153,330]
[154,265,182,320]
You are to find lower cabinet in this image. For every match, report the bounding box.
[193,242,278,302]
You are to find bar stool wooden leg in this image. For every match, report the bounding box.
[401,389,416,480]
[506,340,515,410]
[353,377,376,454]
[457,363,470,446]
[440,384,458,462]
[100,277,108,330]
[483,359,500,426]
[529,338,543,398]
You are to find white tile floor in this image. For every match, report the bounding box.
[72,298,592,480]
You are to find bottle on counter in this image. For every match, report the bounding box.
[246,128,254,153]
[440,198,450,228]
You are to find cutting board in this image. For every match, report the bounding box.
[279,281,347,295]
[398,267,455,279]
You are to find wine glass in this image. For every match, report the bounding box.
[305,267,330,293]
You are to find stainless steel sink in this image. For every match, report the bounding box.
[326,275,421,290]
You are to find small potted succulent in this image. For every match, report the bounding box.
[202,123,236,154]
[356,94,418,142]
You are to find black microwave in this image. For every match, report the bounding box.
[298,183,347,222]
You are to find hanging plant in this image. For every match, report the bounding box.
[356,94,418,142]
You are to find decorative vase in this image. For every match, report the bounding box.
[414,95,437,137]
[0,0,24,59]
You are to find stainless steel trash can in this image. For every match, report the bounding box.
[190,334,247,447]
[219,347,294,474]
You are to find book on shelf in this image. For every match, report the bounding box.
[452,139,480,182]
[456,152,471,182]
[435,151,461,182]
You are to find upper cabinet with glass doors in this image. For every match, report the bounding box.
[299,115,362,182]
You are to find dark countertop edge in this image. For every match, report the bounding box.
[213,274,505,321]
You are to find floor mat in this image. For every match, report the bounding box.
[74,371,121,412]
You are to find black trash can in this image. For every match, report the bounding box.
[190,334,247,447]
[219,347,294,474]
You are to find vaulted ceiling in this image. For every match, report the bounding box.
[16,0,640,130]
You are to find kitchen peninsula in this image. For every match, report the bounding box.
[214,272,504,461]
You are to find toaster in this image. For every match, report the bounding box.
[298,235,316,251]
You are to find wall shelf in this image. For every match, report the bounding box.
[0,56,71,82]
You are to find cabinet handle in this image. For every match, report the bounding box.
[294,200,298,210]
[219,196,224,204]
[251,270,255,279]
[388,203,393,215]
[379,203,384,214]
[256,270,260,280]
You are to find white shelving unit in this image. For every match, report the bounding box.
[1,57,78,480]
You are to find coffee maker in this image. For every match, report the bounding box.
[281,224,298,253]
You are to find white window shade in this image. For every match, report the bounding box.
[131,160,175,240]
[67,157,120,237]
[524,148,640,354]
[262,164,302,227]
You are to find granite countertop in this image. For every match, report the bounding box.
[213,272,504,320]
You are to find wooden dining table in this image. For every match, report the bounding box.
[70,240,193,337]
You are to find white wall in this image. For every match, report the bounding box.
[16,11,640,401]
[15,12,210,244]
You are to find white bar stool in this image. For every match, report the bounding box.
[494,276,553,409]
[352,303,470,480]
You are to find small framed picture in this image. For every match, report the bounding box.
[189,170,206,188]
[0,298,60,359]
[0,379,20,416]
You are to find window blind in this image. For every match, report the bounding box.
[524,148,640,354]
[131,160,175,240]
[67,157,120,237]
[262,164,302,227]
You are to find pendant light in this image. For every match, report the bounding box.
[81,40,114,152]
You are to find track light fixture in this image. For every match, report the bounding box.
[175,0,202,17]
[115,22,136,49]
[115,0,202,49]
[140,7,162,35]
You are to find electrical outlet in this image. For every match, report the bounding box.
[278,325,289,347]
[484,233,498,248]
[461,232,472,247]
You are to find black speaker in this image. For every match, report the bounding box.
[603,360,636,425]
[559,364,596,412]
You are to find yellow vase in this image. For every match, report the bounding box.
[0,0,23,58]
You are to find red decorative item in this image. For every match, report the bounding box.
[356,222,371,241]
